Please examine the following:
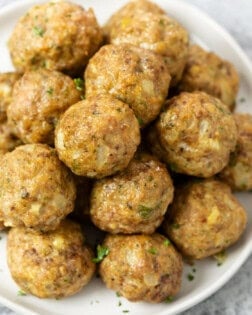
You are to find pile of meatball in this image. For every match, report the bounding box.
[0,0,251,303]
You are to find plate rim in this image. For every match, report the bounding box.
[0,1,252,315]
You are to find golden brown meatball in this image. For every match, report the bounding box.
[219,113,252,190]
[7,69,81,145]
[163,179,247,260]
[154,92,237,177]
[55,95,140,178]
[0,121,22,153]
[178,45,239,110]
[0,144,76,231]
[85,44,170,127]
[0,72,22,122]
[104,9,189,86]
[8,1,103,74]
[99,233,183,302]
[7,220,95,298]
[90,153,173,234]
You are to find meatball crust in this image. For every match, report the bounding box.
[163,179,247,260]
[99,233,183,302]
[7,220,95,298]
[0,121,22,154]
[90,153,174,234]
[155,92,238,177]
[85,44,170,126]
[104,10,189,86]
[178,45,239,110]
[0,72,22,122]
[0,221,4,231]
[8,1,103,74]
[7,69,81,145]
[219,113,252,190]
[0,144,76,231]
[55,94,140,178]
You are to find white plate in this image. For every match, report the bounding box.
[0,1,252,315]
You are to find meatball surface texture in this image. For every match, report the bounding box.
[178,45,239,110]
[90,153,174,234]
[0,144,76,231]
[99,233,183,302]
[8,1,103,74]
[163,179,247,259]
[7,69,81,145]
[55,95,140,178]
[85,44,170,126]
[7,220,95,298]
[155,92,238,177]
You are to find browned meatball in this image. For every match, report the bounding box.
[7,69,81,145]
[8,1,103,74]
[0,144,76,231]
[85,44,170,127]
[7,220,95,298]
[163,179,247,260]
[154,92,238,177]
[55,95,140,178]
[104,7,189,86]
[90,153,174,234]
[0,72,22,122]
[219,113,252,190]
[0,121,22,154]
[178,45,239,110]
[99,233,183,302]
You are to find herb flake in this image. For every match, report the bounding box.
[148,247,157,255]
[33,26,45,37]
[74,78,84,91]
[92,244,109,263]
[46,87,54,95]
[163,239,170,246]
[164,296,173,303]
[17,290,27,296]
[138,205,153,219]
[187,273,194,281]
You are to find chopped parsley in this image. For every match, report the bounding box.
[137,117,144,126]
[74,78,84,91]
[116,291,121,297]
[163,239,171,246]
[171,223,180,229]
[164,296,173,303]
[46,87,54,95]
[0,236,2,241]
[17,290,27,296]
[147,247,157,255]
[239,97,246,103]
[122,311,129,313]
[33,26,45,37]
[118,300,122,307]
[214,250,227,266]
[192,268,196,273]
[187,273,194,281]
[138,205,154,219]
[92,244,109,263]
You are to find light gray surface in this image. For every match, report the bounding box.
[0,0,251,314]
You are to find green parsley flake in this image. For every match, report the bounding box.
[138,205,153,219]
[116,291,121,297]
[187,273,194,281]
[74,78,84,91]
[0,236,2,240]
[46,87,53,95]
[137,117,144,126]
[17,289,27,296]
[214,250,227,266]
[92,244,109,263]
[163,239,170,246]
[172,223,180,229]
[164,296,173,303]
[148,247,157,255]
[33,26,45,37]
[118,301,122,307]
[122,311,129,313]
[239,97,246,103]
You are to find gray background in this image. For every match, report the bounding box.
[0,0,251,314]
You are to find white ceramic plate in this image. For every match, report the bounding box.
[0,1,252,314]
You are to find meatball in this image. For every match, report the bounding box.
[0,121,22,154]
[99,233,183,302]
[90,153,173,234]
[55,94,140,178]
[104,9,189,86]
[219,113,252,190]
[8,1,103,74]
[0,72,22,122]
[154,92,237,177]
[7,220,95,298]
[178,45,239,110]
[0,144,76,231]
[85,44,170,126]
[7,69,81,145]
[163,179,247,260]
